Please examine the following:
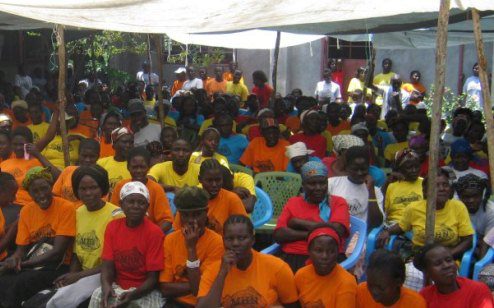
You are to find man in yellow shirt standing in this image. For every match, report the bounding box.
[373,58,395,106]
[226,70,249,102]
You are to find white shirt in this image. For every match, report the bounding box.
[328,176,384,222]
[315,80,341,102]
[182,78,203,91]
[133,122,161,147]
[468,200,494,236]
[14,74,32,99]
[463,76,482,110]
[444,166,488,183]
[136,71,159,86]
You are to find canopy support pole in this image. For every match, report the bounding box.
[155,34,165,128]
[271,31,281,103]
[147,34,153,87]
[472,8,494,192]
[426,0,450,245]
[55,24,70,167]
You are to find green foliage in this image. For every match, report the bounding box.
[423,85,468,124]
[164,37,226,66]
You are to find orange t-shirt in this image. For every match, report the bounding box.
[198,250,298,307]
[111,178,173,227]
[239,137,290,173]
[16,196,76,264]
[357,282,426,308]
[79,111,99,138]
[69,124,94,139]
[0,210,6,260]
[327,120,351,136]
[52,166,83,208]
[206,79,227,96]
[98,136,115,158]
[12,118,32,129]
[171,80,185,96]
[295,264,357,308]
[159,228,224,306]
[173,188,247,234]
[0,157,42,206]
[0,152,15,165]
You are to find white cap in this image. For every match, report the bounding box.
[416,102,427,110]
[285,142,314,159]
[174,67,186,74]
[120,181,150,202]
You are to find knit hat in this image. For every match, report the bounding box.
[174,186,210,212]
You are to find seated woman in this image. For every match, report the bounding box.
[160,186,223,307]
[383,148,423,225]
[414,244,494,307]
[295,227,357,307]
[46,165,123,308]
[288,109,327,159]
[0,167,76,307]
[323,134,364,178]
[97,110,122,158]
[190,127,229,168]
[111,147,173,233]
[173,159,247,235]
[378,169,474,261]
[219,165,256,214]
[89,181,165,308]
[274,161,350,272]
[455,174,494,241]
[196,215,299,308]
[357,249,426,307]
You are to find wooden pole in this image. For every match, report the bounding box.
[425,0,450,245]
[472,9,494,192]
[55,24,70,167]
[271,31,281,103]
[146,34,153,87]
[155,34,165,128]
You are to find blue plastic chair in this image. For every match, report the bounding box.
[458,232,477,278]
[250,187,273,229]
[261,216,367,270]
[366,226,384,262]
[473,248,494,280]
[166,192,177,217]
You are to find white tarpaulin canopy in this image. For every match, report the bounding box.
[0,0,493,34]
[167,30,324,50]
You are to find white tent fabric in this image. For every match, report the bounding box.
[0,0,493,34]
[167,30,324,50]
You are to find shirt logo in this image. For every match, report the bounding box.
[29,224,55,243]
[114,247,145,272]
[222,286,267,308]
[76,230,101,251]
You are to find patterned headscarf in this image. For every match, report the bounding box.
[332,135,365,154]
[394,148,420,168]
[456,173,486,194]
[22,166,53,190]
[120,181,150,202]
[301,161,328,181]
[111,127,133,145]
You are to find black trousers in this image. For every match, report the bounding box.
[0,265,68,308]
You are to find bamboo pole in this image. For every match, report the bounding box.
[472,9,494,192]
[55,25,70,167]
[155,34,165,128]
[271,31,281,103]
[425,0,450,245]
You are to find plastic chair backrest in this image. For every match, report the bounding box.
[473,247,494,280]
[166,192,177,217]
[340,216,367,270]
[250,187,273,229]
[254,172,302,218]
[230,163,254,176]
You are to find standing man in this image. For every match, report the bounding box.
[226,70,249,102]
[14,64,32,99]
[182,66,203,91]
[463,63,483,110]
[315,68,342,104]
[373,58,396,106]
[136,61,159,88]
[171,67,187,96]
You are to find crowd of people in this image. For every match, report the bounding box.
[0,56,492,307]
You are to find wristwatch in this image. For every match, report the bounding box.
[186,259,200,269]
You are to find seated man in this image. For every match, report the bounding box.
[160,186,223,307]
[128,100,161,147]
[148,139,200,192]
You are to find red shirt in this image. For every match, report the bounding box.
[419,157,445,178]
[275,195,349,254]
[420,277,494,308]
[332,72,344,87]
[102,218,164,289]
[289,133,327,159]
[252,84,273,109]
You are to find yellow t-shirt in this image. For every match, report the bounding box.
[28,122,50,143]
[373,72,396,105]
[347,78,372,103]
[148,161,200,188]
[233,172,256,195]
[399,199,474,247]
[75,202,123,270]
[385,178,423,223]
[190,151,229,168]
[226,81,250,102]
[97,156,131,192]
[42,135,80,169]
[198,118,237,136]
[321,130,334,153]
[384,141,409,162]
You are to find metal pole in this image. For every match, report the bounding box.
[425,0,450,245]
[472,8,494,192]
[55,25,70,167]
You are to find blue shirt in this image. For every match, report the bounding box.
[218,134,249,164]
[369,165,386,188]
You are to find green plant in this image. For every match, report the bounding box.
[423,85,468,125]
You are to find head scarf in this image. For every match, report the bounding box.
[351,122,369,133]
[22,166,53,190]
[120,181,150,202]
[308,227,341,248]
[450,138,472,158]
[11,100,28,110]
[332,135,364,154]
[111,127,133,145]
[257,108,272,118]
[285,142,314,159]
[300,109,318,125]
[301,161,328,180]
[100,110,123,130]
[409,134,427,148]
[456,173,486,194]
[394,148,420,168]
